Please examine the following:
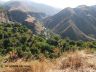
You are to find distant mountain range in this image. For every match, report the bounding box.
[1,1,60,28]
[0,1,61,34]
[0,0,49,37]
[44,5,96,41]
[4,1,60,17]
[1,1,96,41]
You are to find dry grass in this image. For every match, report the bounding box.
[60,52,84,69]
[59,50,96,72]
[1,50,96,72]
[1,59,54,72]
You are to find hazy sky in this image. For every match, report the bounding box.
[1,0,96,9]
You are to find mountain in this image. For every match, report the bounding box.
[0,7,44,34]
[4,1,60,17]
[44,5,96,41]
[0,1,60,34]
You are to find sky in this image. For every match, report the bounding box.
[1,0,96,9]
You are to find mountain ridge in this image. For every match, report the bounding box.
[4,1,61,16]
[44,5,96,41]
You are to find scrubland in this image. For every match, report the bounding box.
[1,49,96,72]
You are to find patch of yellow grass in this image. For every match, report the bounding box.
[59,50,96,72]
[1,50,96,72]
[1,59,54,72]
[60,52,84,69]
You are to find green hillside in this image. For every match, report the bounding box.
[0,22,60,59]
[0,22,96,61]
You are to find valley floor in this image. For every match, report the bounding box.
[0,50,96,72]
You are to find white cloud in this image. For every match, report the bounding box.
[31,0,96,8]
[1,0,9,1]
[2,0,96,9]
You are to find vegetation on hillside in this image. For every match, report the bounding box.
[0,22,96,61]
[1,2,96,72]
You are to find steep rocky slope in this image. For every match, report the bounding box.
[44,5,96,41]
[0,7,9,23]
